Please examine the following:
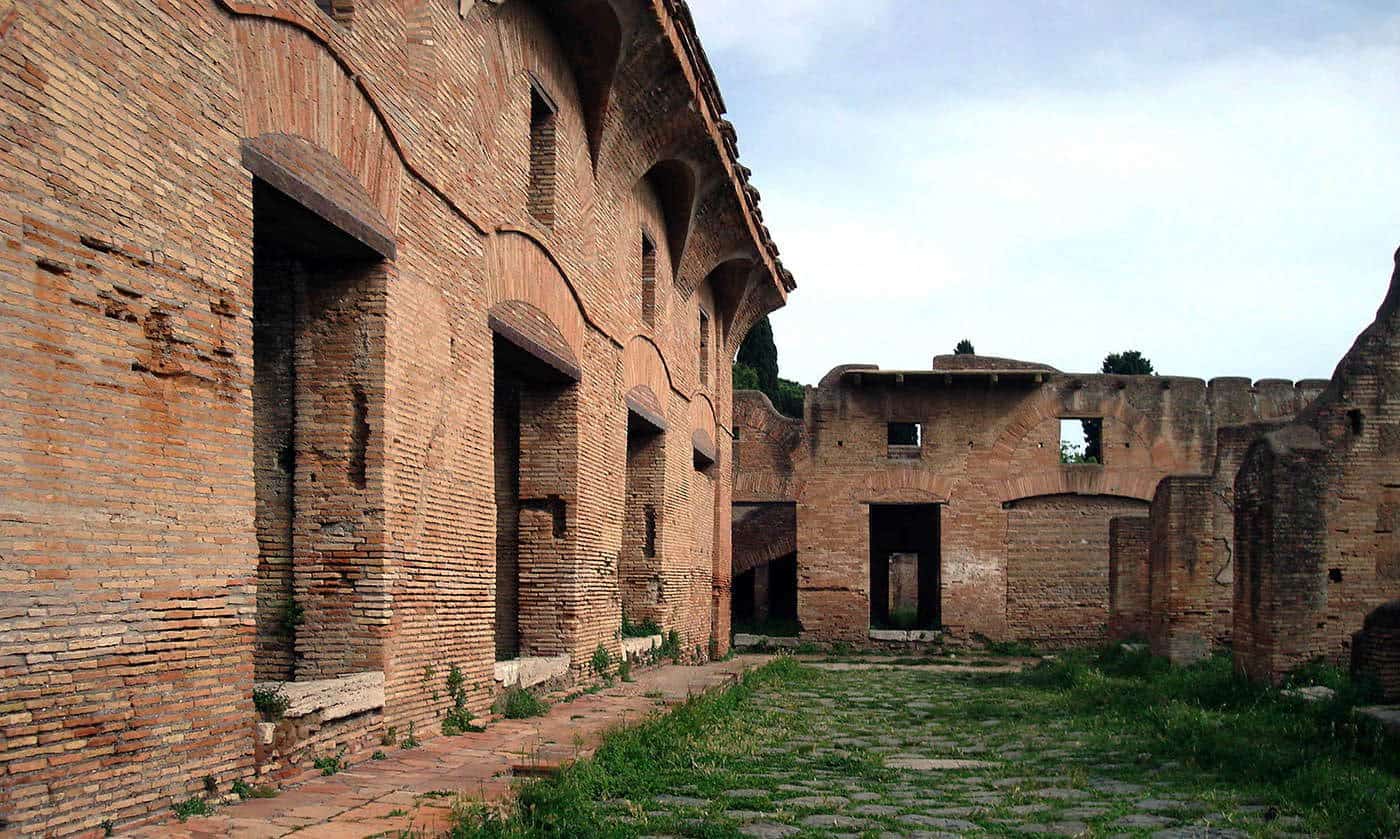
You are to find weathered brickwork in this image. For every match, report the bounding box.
[1140,421,1290,663]
[1352,600,1400,702]
[734,359,1318,647]
[1234,251,1400,684]
[1008,494,1148,647]
[0,1,791,834]
[1147,475,1217,664]
[1107,516,1151,640]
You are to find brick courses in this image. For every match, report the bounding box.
[1107,516,1151,641]
[733,366,1319,647]
[1234,250,1400,684]
[0,1,790,833]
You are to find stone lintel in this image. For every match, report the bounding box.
[256,671,385,722]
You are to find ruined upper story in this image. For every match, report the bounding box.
[734,353,1327,504]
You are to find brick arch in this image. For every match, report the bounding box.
[733,506,797,576]
[241,132,397,259]
[734,473,802,503]
[229,16,403,233]
[623,335,674,408]
[857,470,955,504]
[991,471,1160,504]
[691,391,717,438]
[726,276,786,356]
[487,228,592,358]
[702,257,760,346]
[986,390,1162,474]
[484,0,625,167]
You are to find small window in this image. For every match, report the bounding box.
[316,0,353,25]
[887,422,921,458]
[643,505,657,558]
[641,234,657,328]
[1348,409,1363,436]
[527,81,557,227]
[698,309,710,387]
[1060,418,1103,464]
[888,422,921,446]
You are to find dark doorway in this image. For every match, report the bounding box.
[732,553,799,636]
[621,416,664,631]
[492,332,577,661]
[252,179,382,681]
[869,504,940,629]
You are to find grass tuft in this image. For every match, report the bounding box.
[497,687,549,720]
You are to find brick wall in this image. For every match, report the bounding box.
[1007,494,1149,647]
[1234,250,1400,684]
[735,366,1316,647]
[0,0,790,833]
[1147,475,1216,664]
[1108,516,1151,640]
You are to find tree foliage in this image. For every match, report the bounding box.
[1101,350,1154,375]
[733,315,804,419]
[954,339,975,355]
[735,315,779,393]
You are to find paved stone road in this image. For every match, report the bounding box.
[622,662,1313,838]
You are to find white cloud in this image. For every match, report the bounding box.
[688,0,895,74]
[753,23,1400,384]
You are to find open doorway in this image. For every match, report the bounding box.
[252,179,385,680]
[733,554,799,636]
[869,504,940,630]
[621,408,665,634]
[492,330,577,661]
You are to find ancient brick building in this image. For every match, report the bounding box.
[1233,250,1400,684]
[0,0,791,834]
[733,359,1322,647]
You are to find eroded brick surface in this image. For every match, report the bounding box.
[0,0,790,833]
[1234,251,1400,683]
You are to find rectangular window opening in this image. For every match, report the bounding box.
[1060,417,1103,464]
[527,82,557,227]
[698,309,710,387]
[641,234,657,328]
[887,421,922,458]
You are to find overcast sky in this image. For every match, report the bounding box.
[689,1,1400,385]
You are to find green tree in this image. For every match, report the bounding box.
[1101,350,1154,375]
[731,315,804,419]
[774,378,805,419]
[736,315,779,393]
[732,362,760,392]
[954,339,975,355]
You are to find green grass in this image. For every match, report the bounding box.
[497,687,549,720]
[171,797,211,821]
[621,615,662,639]
[450,650,1400,839]
[1007,646,1400,836]
[451,659,813,838]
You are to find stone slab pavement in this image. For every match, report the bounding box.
[120,656,771,838]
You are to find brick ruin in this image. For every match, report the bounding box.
[0,0,792,834]
[731,250,1400,687]
[732,360,1324,647]
[1232,250,1400,683]
[3,1,1400,835]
